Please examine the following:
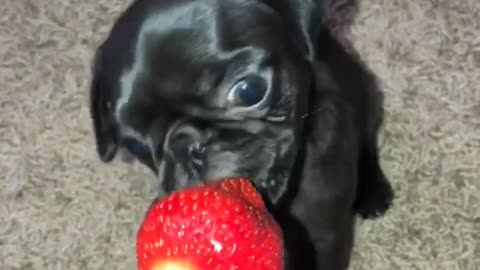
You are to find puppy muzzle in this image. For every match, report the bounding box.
[157,120,207,191]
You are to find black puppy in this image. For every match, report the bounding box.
[89,0,394,269]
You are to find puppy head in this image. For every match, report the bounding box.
[90,0,329,204]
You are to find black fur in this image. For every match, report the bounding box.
[89,0,394,269]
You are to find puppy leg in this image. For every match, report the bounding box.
[278,197,355,270]
[314,26,394,219]
[277,133,357,270]
[354,140,394,219]
[311,214,355,270]
[354,96,394,219]
[283,187,356,270]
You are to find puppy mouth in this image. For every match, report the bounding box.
[157,154,204,192]
[157,154,249,192]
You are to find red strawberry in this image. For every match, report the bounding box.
[136,178,284,270]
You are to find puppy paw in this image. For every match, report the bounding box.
[354,177,394,219]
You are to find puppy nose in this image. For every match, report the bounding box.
[188,141,205,164]
[167,124,206,172]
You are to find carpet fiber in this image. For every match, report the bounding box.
[1,0,479,269]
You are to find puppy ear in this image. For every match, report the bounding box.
[89,48,119,162]
[264,0,330,60]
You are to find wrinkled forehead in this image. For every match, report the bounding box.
[140,0,284,58]
[122,0,292,104]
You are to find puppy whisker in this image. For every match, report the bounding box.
[301,108,326,119]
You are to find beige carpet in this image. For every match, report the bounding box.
[1,0,479,269]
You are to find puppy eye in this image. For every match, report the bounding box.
[227,75,268,107]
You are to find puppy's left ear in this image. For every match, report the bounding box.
[89,48,119,162]
[264,0,330,60]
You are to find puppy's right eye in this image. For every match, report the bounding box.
[227,75,268,107]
